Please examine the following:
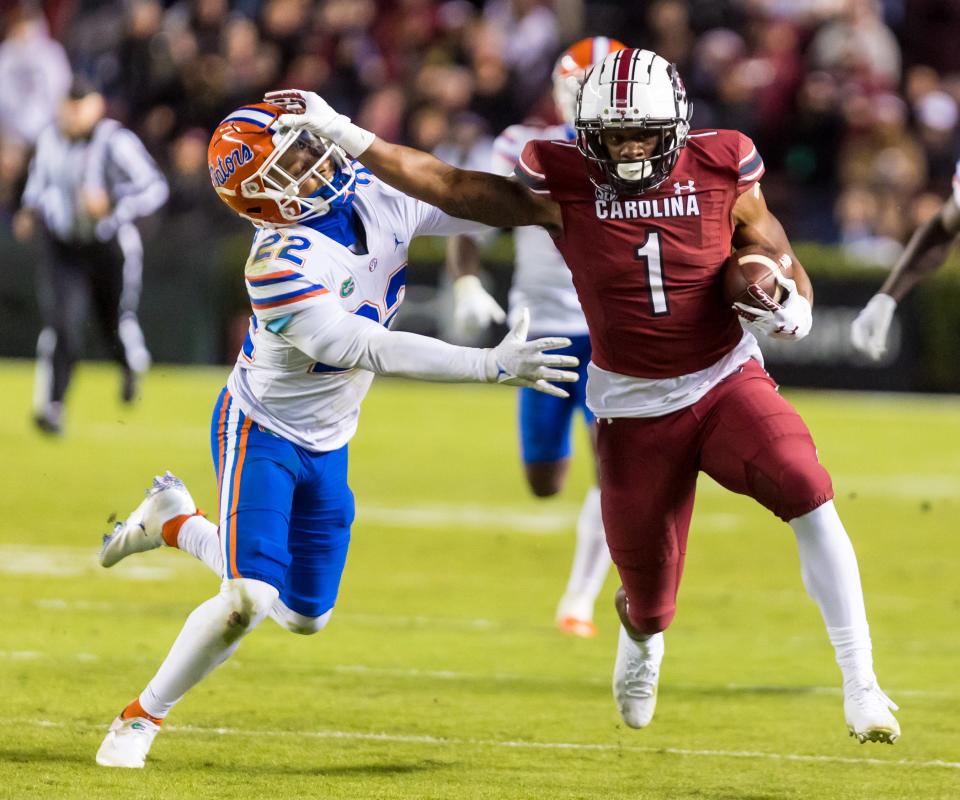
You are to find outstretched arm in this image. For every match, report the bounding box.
[877,196,960,301]
[264,89,562,231]
[360,138,562,230]
[277,301,577,398]
[850,196,960,361]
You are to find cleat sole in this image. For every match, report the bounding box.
[848,725,898,745]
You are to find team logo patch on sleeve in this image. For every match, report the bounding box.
[340,277,355,298]
[595,184,618,202]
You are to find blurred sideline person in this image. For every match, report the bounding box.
[267,48,901,744]
[13,78,167,434]
[447,37,625,638]
[0,4,71,204]
[94,101,578,768]
[851,158,960,359]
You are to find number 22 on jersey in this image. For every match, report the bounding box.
[247,231,313,272]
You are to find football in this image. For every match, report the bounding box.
[721,245,795,313]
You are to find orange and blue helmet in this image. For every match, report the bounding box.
[552,36,628,127]
[208,102,357,226]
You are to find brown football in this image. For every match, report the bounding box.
[721,245,795,313]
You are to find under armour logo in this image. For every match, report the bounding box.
[673,179,695,193]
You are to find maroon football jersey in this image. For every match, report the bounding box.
[515,130,765,379]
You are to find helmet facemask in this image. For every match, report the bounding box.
[577,114,690,194]
[241,127,357,224]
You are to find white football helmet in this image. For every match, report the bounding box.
[576,49,692,194]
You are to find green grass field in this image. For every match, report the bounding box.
[1,358,958,799]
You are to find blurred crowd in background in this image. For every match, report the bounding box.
[1,0,959,266]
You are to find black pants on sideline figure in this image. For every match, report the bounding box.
[33,228,149,427]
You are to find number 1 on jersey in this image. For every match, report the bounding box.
[636,232,669,316]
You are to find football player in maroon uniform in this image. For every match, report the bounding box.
[262,48,900,744]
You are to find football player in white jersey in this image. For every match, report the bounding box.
[447,37,625,637]
[93,101,579,768]
[851,158,960,359]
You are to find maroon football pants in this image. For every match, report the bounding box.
[596,359,834,635]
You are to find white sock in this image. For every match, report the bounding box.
[176,516,223,576]
[558,487,612,620]
[138,579,278,719]
[621,625,664,658]
[789,501,875,687]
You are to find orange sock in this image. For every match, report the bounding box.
[121,698,164,726]
[161,508,205,548]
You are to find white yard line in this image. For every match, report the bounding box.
[0,544,175,580]
[16,718,960,770]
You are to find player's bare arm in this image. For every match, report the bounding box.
[731,182,813,304]
[877,194,960,302]
[360,138,563,230]
[263,89,562,231]
[851,193,960,360]
[728,183,813,340]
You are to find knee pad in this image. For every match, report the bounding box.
[270,602,333,635]
[219,578,279,632]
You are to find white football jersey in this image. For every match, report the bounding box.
[227,172,486,452]
[493,122,588,336]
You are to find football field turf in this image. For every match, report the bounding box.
[1,358,958,799]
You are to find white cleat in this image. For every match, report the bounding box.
[613,626,664,728]
[844,679,900,744]
[100,472,196,568]
[95,714,161,768]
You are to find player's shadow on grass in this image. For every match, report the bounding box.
[308,761,455,778]
[180,757,456,777]
[0,747,96,766]
[0,749,454,778]
[683,684,829,697]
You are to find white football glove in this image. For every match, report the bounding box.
[452,275,506,339]
[850,293,896,361]
[734,275,813,341]
[263,89,375,157]
[485,308,578,398]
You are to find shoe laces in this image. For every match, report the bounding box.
[622,658,659,699]
[848,680,899,712]
[150,471,184,496]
